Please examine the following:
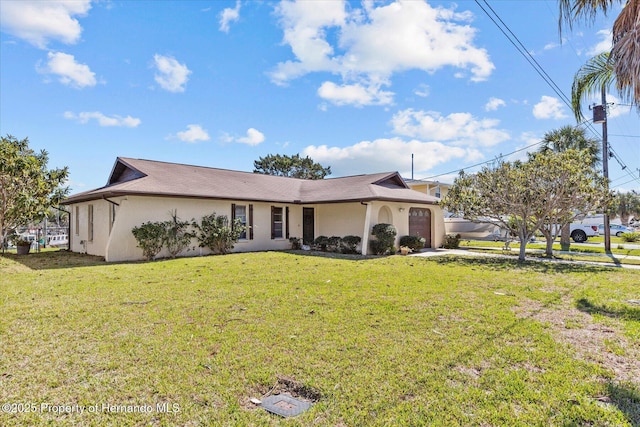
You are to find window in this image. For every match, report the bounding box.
[109,204,117,233]
[271,207,283,239]
[234,204,247,239]
[88,204,94,242]
[75,206,79,235]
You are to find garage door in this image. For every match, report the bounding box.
[409,208,431,248]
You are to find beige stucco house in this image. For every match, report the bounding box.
[61,157,445,262]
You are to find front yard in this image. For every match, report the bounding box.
[1,250,638,426]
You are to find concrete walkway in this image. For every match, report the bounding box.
[410,247,640,270]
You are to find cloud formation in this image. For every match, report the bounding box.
[532,95,568,119]
[40,52,96,88]
[153,54,191,93]
[303,137,469,177]
[64,111,141,127]
[485,97,506,111]
[176,124,210,143]
[390,109,510,147]
[270,0,493,106]
[317,81,394,106]
[219,1,241,33]
[587,29,612,56]
[0,0,91,48]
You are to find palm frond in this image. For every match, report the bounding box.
[571,52,615,122]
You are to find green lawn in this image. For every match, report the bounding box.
[1,250,638,426]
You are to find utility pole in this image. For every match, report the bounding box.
[593,87,611,252]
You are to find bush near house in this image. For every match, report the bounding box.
[193,213,245,255]
[312,235,362,254]
[399,235,426,251]
[443,233,462,249]
[370,223,397,255]
[131,221,166,261]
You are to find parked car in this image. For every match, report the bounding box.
[598,223,635,237]
[569,224,599,243]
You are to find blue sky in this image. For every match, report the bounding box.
[1,0,638,195]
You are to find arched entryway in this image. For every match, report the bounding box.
[409,208,431,248]
[378,205,392,224]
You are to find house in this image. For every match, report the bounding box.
[61,157,445,262]
[405,178,451,200]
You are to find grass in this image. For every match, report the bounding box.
[459,239,640,266]
[1,250,639,426]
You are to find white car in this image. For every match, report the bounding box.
[598,223,634,237]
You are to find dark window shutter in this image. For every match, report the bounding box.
[249,204,254,240]
[271,206,275,239]
[285,206,290,239]
[231,203,236,231]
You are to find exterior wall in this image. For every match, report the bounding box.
[66,196,445,261]
[69,199,114,257]
[408,182,450,200]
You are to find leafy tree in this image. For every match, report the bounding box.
[611,190,640,225]
[0,135,68,252]
[558,0,639,117]
[193,213,245,255]
[538,126,601,249]
[253,154,331,179]
[163,210,193,258]
[529,150,609,257]
[443,152,609,260]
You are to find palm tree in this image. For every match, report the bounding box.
[539,125,601,166]
[538,126,601,250]
[559,0,639,119]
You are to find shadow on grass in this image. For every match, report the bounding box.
[0,250,107,270]
[606,381,640,426]
[283,249,379,262]
[432,255,613,274]
[576,298,640,322]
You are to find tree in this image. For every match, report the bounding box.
[442,153,608,261]
[538,126,601,249]
[0,135,68,252]
[253,154,331,179]
[611,190,640,225]
[558,0,640,117]
[443,160,548,261]
[529,150,609,257]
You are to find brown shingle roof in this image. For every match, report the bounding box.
[62,157,438,205]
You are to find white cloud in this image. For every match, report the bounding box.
[270,0,494,105]
[176,124,210,143]
[219,1,241,33]
[237,128,265,146]
[390,109,510,147]
[303,137,470,177]
[587,29,612,56]
[317,81,394,106]
[64,111,141,127]
[153,54,191,93]
[414,84,430,98]
[0,0,91,48]
[532,95,568,119]
[485,97,506,111]
[40,52,96,88]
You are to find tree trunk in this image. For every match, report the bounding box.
[518,231,527,261]
[541,229,554,257]
[560,223,571,251]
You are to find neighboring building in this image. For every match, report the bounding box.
[405,179,450,200]
[61,157,445,262]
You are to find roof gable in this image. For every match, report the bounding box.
[108,157,146,185]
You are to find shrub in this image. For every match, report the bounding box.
[289,237,302,250]
[132,221,166,260]
[341,235,361,253]
[399,235,425,251]
[443,233,461,249]
[371,223,397,255]
[620,232,640,242]
[313,236,329,251]
[193,213,245,255]
[163,210,193,258]
[327,236,342,252]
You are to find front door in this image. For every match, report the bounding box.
[409,208,431,248]
[303,208,315,245]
